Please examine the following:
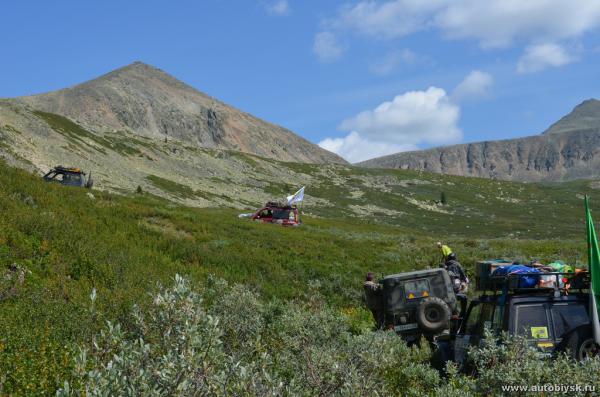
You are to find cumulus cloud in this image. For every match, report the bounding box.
[368,49,418,76]
[313,31,345,62]
[452,70,494,101]
[318,132,417,163]
[516,43,576,73]
[264,0,291,16]
[328,0,600,47]
[319,87,462,162]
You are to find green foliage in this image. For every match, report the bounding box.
[57,275,440,396]
[441,191,448,205]
[146,174,197,199]
[57,277,600,396]
[0,160,598,394]
[33,111,109,154]
[33,111,143,156]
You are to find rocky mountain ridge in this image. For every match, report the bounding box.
[358,99,600,182]
[3,61,345,165]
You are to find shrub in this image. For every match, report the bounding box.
[57,275,439,396]
[56,276,600,396]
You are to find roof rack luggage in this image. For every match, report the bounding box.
[475,260,589,292]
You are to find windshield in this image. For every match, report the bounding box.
[273,209,289,220]
[62,173,83,186]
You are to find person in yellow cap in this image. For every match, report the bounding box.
[437,241,452,263]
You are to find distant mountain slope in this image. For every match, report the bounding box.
[543,99,600,135]
[358,99,600,182]
[7,61,346,165]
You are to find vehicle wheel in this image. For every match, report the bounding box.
[560,327,600,360]
[416,297,451,334]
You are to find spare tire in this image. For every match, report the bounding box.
[416,297,451,334]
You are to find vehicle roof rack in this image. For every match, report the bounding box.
[486,272,589,292]
[264,201,291,209]
[53,166,85,174]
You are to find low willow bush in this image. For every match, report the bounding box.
[55,276,600,396]
[56,275,438,396]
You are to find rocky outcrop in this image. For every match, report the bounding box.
[358,99,600,182]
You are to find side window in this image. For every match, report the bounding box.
[464,303,481,334]
[514,305,551,339]
[464,302,495,335]
[386,286,404,311]
[551,304,588,339]
[480,303,495,332]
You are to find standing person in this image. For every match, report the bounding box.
[444,253,469,293]
[364,272,384,328]
[437,241,453,263]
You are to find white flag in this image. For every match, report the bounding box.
[287,186,305,205]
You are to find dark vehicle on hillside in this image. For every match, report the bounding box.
[43,166,94,189]
[250,201,300,226]
[432,262,597,371]
[368,268,459,344]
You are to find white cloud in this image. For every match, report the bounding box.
[318,132,416,163]
[368,49,418,76]
[516,43,576,73]
[452,70,494,101]
[339,87,461,145]
[313,31,345,62]
[320,87,462,162]
[435,0,600,48]
[326,0,600,47]
[331,0,445,39]
[264,0,291,16]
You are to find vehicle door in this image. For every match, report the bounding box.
[454,301,498,367]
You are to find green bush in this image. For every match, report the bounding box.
[57,276,600,397]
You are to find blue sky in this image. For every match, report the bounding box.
[1,0,600,162]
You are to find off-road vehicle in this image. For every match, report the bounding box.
[432,261,597,371]
[368,268,459,344]
[250,201,300,226]
[43,166,94,189]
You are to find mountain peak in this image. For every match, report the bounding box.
[91,61,183,87]
[542,98,600,135]
[15,63,346,164]
[110,61,163,75]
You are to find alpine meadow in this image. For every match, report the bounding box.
[4,1,600,395]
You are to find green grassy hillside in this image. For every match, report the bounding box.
[0,161,598,394]
[4,107,600,229]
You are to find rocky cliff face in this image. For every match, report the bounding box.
[358,99,600,182]
[7,62,346,165]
